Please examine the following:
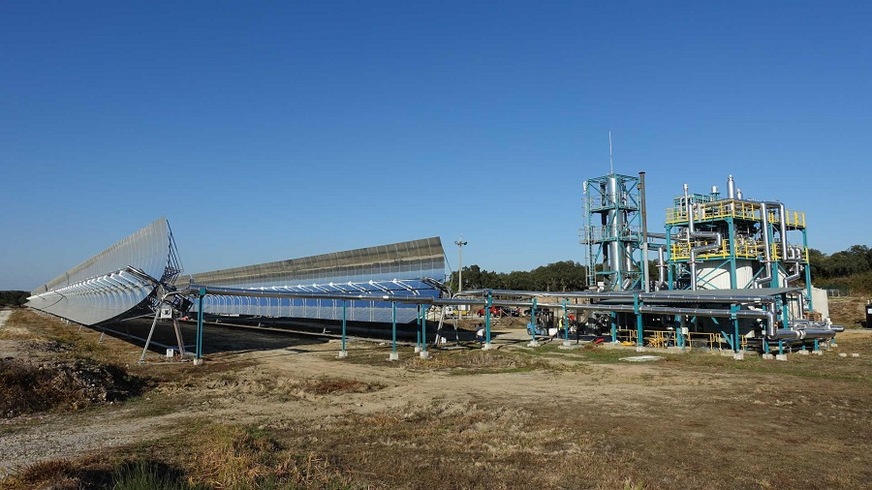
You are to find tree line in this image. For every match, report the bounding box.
[808,245,872,279]
[0,291,29,307]
[807,245,872,295]
[448,261,588,293]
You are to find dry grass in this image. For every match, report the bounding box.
[828,295,869,327]
[344,345,587,375]
[299,377,382,395]
[184,423,352,489]
[4,309,872,489]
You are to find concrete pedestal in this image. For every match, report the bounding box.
[193,358,204,366]
[527,340,540,347]
[635,346,646,353]
[776,354,788,361]
[762,353,775,360]
[338,350,348,359]
[389,352,399,361]
[482,342,494,350]
[419,350,430,360]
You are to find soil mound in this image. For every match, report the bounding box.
[0,358,145,418]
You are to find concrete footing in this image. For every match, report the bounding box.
[419,350,430,359]
[733,351,744,360]
[635,346,646,353]
[389,352,399,361]
[812,350,823,356]
[798,349,809,356]
[562,340,572,348]
[414,346,421,354]
[776,354,788,361]
[527,340,540,347]
[193,358,204,366]
[482,342,494,350]
[337,350,348,359]
[762,353,775,360]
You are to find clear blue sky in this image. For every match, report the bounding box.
[2,1,870,290]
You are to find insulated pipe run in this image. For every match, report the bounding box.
[754,202,773,288]
[684,184,722,291]
[640,171,649,292]
[640,304,779,339]
[755,201,789,287]
[784,263,803,286]
[776,202,788,267]
[657,246,666,290]
[684,184,696,289]
[771,328,837,340]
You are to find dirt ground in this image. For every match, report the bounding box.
[2,308,872,489]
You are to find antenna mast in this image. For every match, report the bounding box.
[609,131,614,174]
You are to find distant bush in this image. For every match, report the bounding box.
[819,272,872,296]
[0,290,28,307]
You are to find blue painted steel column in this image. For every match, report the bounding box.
[610,312,617,343]
[562,299,569,343]
[421,305,427,353]
[634,293,643,347]
[485,291,493,345]
[416,306,422,350]
[731,304,740,352]
[341,300,347,353]
[196,288,205,360]
[391,302,398,356]
[778,296,789,331]
[529,297,538,342]
[675,316,683,348]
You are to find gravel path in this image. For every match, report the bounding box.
[0,408,190,476]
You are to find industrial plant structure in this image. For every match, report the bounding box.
[577,172,838,353]
[25,170,841,361]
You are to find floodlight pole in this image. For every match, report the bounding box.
[455,237,468,294]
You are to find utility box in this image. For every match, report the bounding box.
[866,302,872,328]
[160,306,173,319]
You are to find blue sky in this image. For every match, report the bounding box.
[2,1,870,290]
